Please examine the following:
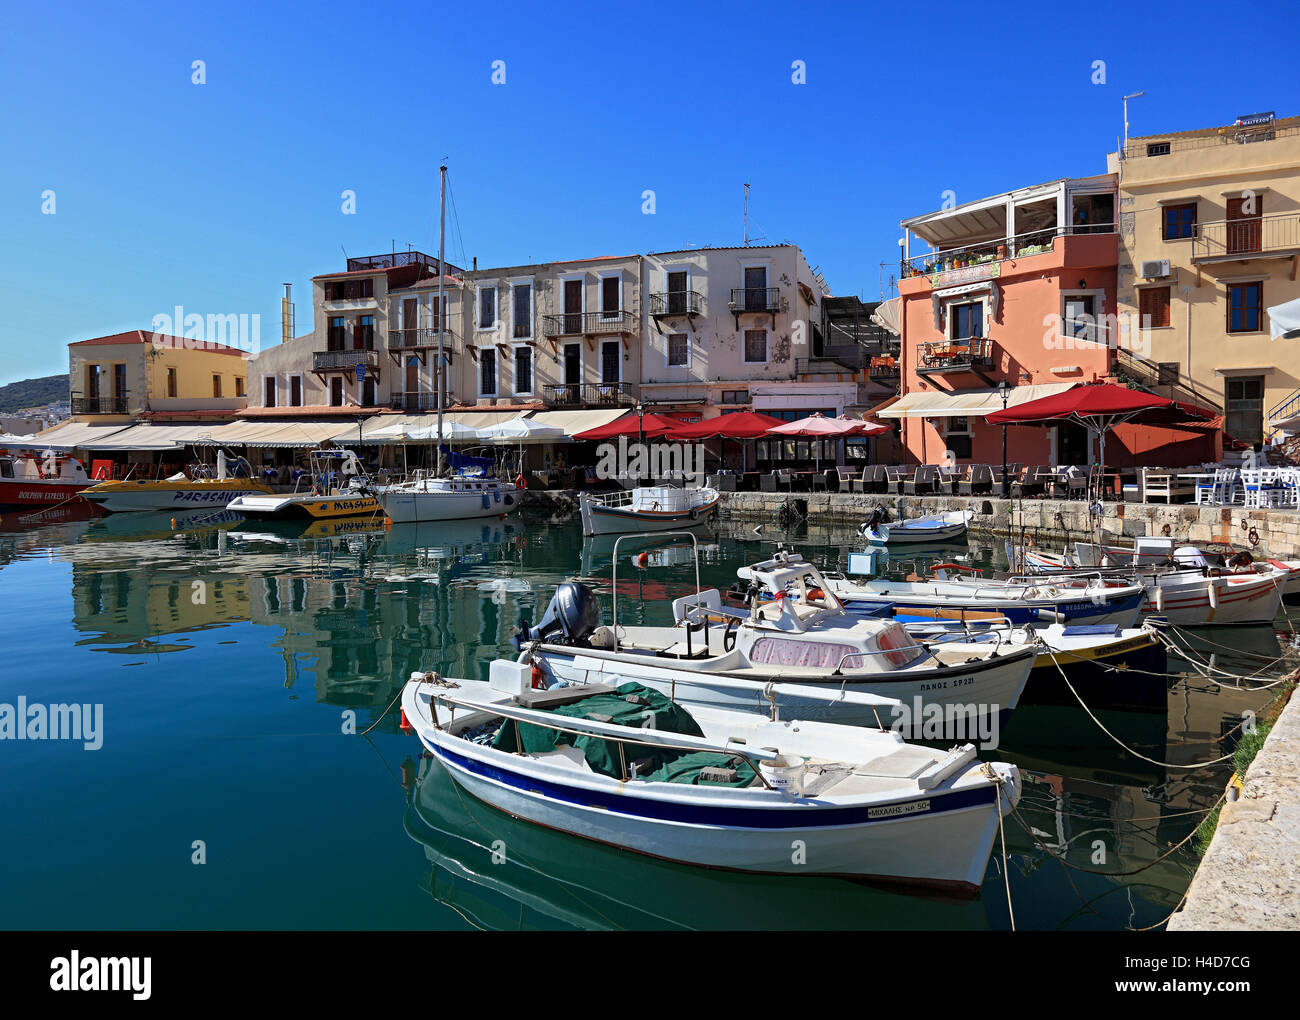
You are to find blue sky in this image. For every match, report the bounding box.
[0,0,1293,386]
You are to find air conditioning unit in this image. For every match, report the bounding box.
[1140,259,1172,279]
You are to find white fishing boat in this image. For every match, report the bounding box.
[401,661,1021,894]
[376,474,519,523]
[579,485,719,536]
[515,546,1035,735]
[822,568,1146,628]
[860,507,973,546]
[80,451,271,513]
[228,449,381,521]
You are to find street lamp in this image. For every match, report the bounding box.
[998,379,1009,499]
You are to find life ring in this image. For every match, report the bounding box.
[807,587,826,602]
[515,473,526,489]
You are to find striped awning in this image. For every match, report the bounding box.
[877,383,1078,419]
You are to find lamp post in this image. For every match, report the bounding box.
[998,379,1009,499]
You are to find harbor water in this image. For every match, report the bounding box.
[0,507,1292,930]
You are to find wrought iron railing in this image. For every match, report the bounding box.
[1114,347,1222,415]
[901,223,1116,278]
[388,328,457,350]
[388,392,440,412]
[729,287,780,312]
[1192,212,1300,259]
[542,382,638,407]
[1120,121,1298,160]
[314,349,380,372]
[72,396,128,414]
[541,310,637,337]
[649,290,704,316]
[346,251,465,275]
[916,338,993,373]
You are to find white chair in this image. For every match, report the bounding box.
[1242,468,1282,508]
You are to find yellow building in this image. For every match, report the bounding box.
[68,329,249,423]
[1107,112,1300,445]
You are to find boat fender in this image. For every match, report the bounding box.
[688,505,699,520]
[1154,585,1164,612]
[1208,582,1219,609]
[530,664,546,689]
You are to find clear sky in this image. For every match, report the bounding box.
[0,0,1293,386]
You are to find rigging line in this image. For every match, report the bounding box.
[445,175,469,271]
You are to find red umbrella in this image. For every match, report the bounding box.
[984,383,1213,500]
[573,412,681,442]
[672,411,786,439]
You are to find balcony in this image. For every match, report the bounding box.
[1121,118,1298,161]
[915,338,994,377]
[346,250,463,275]
[72,396,128,415]
[1192,212,1300,262]
[649,290,704,321]
[389,391,441,412]
[541,310,637,338]
[901,223,1116,279]
[386,328,457,367]
[542,382,639,408]
[314,348,380,373]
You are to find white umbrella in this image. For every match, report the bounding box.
[476,418,565,444]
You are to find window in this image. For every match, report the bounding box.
[290,375,302,407]
[1140,287,1171,328]
[235,376,245,398]
[515,345,533,394]
[667,270,689,315]
[212,375,222,398]
[478,286,497,330]
[950,301,983,340]
[264,376,277,408]
[601,275,621,318]
[430,295,444,332]
[355,315,374,350]
[721,389,749,404]
[86,364,101,398]
[600,340,620,384]
[1063,295,1098,344]
[167,367,177,398]
[744,329,767,363]
[113,363,127,401]
[667,333,689,367]
[1227,282,1263,333]
[329,377,344,406]
[328,317,345,350]
[479,348,497,396]
[1146,142,1171,157]
[1157,362,1180,385]
[1225,376,1264,445]
[512,283,532,338]
[326,278,374,300]
[1162,203,1196,240]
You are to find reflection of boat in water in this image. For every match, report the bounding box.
[233,515,388,542]
[579,531,720,576]
[403,755,990,930]
[381,518,519,557]
[84,507,244,541]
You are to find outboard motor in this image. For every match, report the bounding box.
[1174,545,1210,569]
[511,581,601,650]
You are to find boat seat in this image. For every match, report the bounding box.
[514,683,618,709]
[853,746,940,780]
[531,746,595,772]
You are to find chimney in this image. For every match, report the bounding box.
[281,284,295,345]
[473,257,477,271]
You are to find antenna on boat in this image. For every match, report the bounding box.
[436,164,447,477]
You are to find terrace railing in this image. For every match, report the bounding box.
[72,396,128,414]
[1192,212,1300,260]
[314,348,380,372]
[389,391,440,412]
[388,327,457,350]
[649,290,704,316]
[915,338,994,374]
[1121,121,1299,160]
[901,223,1116,278]
[729,287,780,312]
[542,310,638,337]
[542,382,639,408]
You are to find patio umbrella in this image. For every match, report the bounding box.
[765,413,890,472]
[572,412,681,442]
[476,417,566,443]
[669,411,787,474]
[985,383,1213,500]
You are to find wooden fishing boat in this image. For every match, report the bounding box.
[860,508,973,546]
[579,485,719,536]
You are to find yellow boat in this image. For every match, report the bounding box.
[82,475,273,513]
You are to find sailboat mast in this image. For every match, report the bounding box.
[436,164,447,476]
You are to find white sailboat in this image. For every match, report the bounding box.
[371,164,519,524]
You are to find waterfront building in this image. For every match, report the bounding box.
[1106,112,1300,446]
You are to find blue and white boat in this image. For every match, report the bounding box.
[401,660,1021,895]
[861,508,972,545]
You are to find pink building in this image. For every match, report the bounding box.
[882,176,1121,468]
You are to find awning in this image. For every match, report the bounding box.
[525,408,631,439]
[33,422,137,448]
[869,297,901,337]
[877,382,1077,419]
[82,423,237,451]
[194,421,358,448]
[1268,296,1300,340]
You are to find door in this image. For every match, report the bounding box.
[1225,376,1264,446]
[667,270,688,315]
[744,266,767,310]
[1226,196,1262,255]
[406,356,419,408]
[601,276,620,321]
[402,299,418,347]
[113,364,127,406]
[1057,424,1089,465]
[601,340,620,386]
[563,279,583,334]
[563,343,581,403]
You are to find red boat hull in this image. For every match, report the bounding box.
[0,479,90,512]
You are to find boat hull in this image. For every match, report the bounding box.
[378,483,519,523]
[1143,571,1285,626]
[81,480,273,512]
[1022,631,1169,711]
[832,585,1145,628]
[0,478,89,512]
[579,491,719,536]
[228,492,381,520]
[530,645,1031,738]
